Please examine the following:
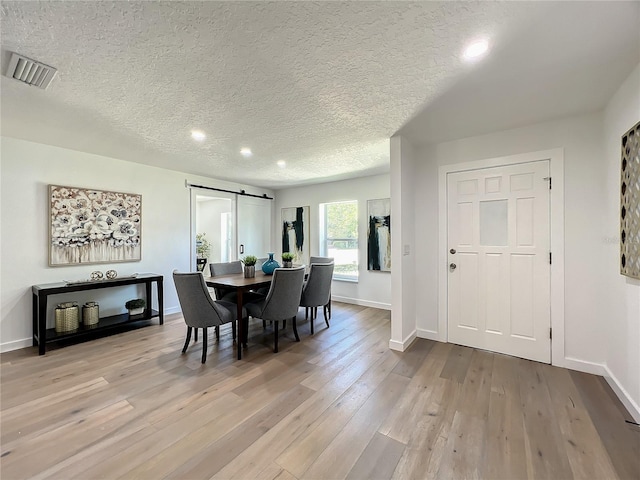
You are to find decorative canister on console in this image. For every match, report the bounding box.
[82,301,99,328]
[55,302,79,333]
[261,253,280,275]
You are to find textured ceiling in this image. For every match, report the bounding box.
[1,1,638,188]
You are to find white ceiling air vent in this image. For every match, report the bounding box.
[5,52,57,89]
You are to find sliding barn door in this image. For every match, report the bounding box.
[237,195,271,259]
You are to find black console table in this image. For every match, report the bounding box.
[32,273,163,355]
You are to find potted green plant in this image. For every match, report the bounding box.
[282,252,295,268]
[242,255,258,278]
[195,233,211,272]
[125,298,146,316]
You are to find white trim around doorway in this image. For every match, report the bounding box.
[435,148,566,367]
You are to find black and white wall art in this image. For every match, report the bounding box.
[282,206,309,266]
[367,198,391,272]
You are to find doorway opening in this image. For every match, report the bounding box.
[193,193,235,275]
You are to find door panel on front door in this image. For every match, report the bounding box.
[447,160,550,363]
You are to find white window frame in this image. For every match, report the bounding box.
[319,200,359,282]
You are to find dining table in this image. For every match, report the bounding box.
[204,271,272,360]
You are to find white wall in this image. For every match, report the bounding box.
[389,136,418,350]
[602,63,640,421]
[0,137,272,352]
[274,174,391,310]
[414,112,607,369]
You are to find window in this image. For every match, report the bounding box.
[319,200,358,281]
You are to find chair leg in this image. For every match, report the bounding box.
[201,327,208,364]
[283,319,286,330]
[195,328,198,342]
[232,321,236,341]
[263,320,267,330]
[244,317,249,347]
[310,310,314,334]
[182,326,192,353]
[292,316,300,342]
[305,307,309,319]
[324,305,330,328]
[215,325,220,341]
[273,321,279,353]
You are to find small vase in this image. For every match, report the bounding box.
[196,258,207,272]
[283,260,293,268]
[261,253,280,275]
[244,265,255,278]
[128,307,144,316]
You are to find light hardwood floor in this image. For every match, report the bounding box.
[1,303,638,479]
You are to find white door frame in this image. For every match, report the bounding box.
[438,148,565,366]
[190,189,237,272]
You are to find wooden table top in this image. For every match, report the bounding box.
[204,271,273,289]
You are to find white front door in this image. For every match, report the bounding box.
[447,160,551,363]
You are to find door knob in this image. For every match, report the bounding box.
[449,263,457,270]
[450,248,456,254]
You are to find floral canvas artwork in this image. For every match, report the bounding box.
[49,185,141,266]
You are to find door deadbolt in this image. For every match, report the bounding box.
[449,263,457,270]
[450,248,456,254]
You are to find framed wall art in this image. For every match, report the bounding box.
[621,120,640,279]
[367,198,391,271]
[49,185,142,266]
[282,206,309,266]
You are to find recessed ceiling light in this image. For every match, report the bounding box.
[463,40,489,61]
[240,147,252,157]
[277,160,286,168]
[191,130,206,141]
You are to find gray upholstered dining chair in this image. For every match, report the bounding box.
[210,260,267,302]
[310,256,334,264]
[300,262,334,333]
[173,270,245,363]
[244,266,305,353]
[253,258,270,295]
[308,256,334,321]
[209,261,243,301]
[256,257,268,270]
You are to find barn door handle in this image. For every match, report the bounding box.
[449,263,457,270]
[239,244,244,255]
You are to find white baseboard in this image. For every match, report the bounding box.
[603,365,640,424]
[389,329,417,352]
[1,337,33,353]
[332,296,391,310]
[553,356,640,422]
[1,307,182,354]
[164,306,181,315]
[553,356,606,376]
[416,328,442,342]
